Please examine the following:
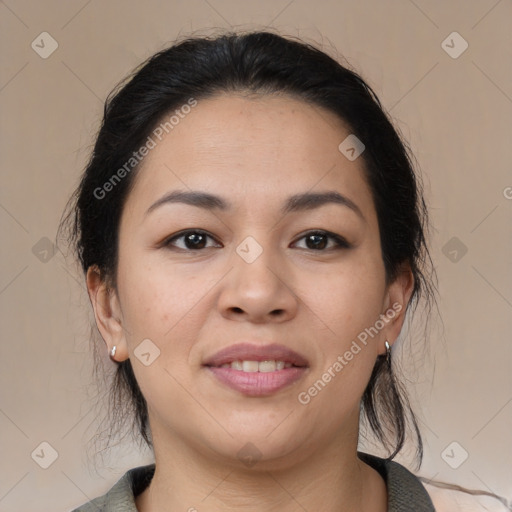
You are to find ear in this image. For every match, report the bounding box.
[86,265,129,362]
[379,263,415,356]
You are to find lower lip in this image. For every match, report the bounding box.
[206,366,307,396]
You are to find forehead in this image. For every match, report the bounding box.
[146,92,349,166]
[124,93,375,219]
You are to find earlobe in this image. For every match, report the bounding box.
[381,264,415,353]
[86,265,129,361]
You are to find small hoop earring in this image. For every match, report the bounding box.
[109,345,117,362]
[384,340,391,366]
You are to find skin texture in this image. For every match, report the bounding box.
[87,93,414,512]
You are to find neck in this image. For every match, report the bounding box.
[135,418,387,512]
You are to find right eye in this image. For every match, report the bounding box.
[162,229,222,251]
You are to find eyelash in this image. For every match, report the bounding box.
[161,229,351,252]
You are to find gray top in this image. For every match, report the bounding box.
[70,452,435,511]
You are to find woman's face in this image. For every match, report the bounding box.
[90,93,411,469]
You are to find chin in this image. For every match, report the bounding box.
[201,427,313,472]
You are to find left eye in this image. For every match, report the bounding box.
[292,230,350,251]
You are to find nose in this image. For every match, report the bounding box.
[217,244,299,324]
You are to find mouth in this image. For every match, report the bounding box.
[214,360,302,372]
[203,343,309,396]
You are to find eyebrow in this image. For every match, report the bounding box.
[145,190,365,220]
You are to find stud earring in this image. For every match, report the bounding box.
[384,340,391,367]
[109,345,117,362]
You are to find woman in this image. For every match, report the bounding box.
[63,30,451,511]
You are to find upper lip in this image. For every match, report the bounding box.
[203,343,309,367]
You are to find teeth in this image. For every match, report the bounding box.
[219,360,294,372]
[259,360,276,372]
[242,360,259,372]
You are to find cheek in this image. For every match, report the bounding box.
[297,272,385,422]
[116,252,170,333]
[117,254,217,353]
[303,255,387,342]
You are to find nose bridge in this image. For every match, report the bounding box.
[233,232,283,295]
[217,232,298,322]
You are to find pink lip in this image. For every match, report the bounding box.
[203,343,309,397]
[207,366,307,396]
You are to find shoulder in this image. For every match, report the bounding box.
[359,452,435,511]
[359,452,510,512]
[69,464,155,512]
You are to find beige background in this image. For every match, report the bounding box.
[1,1,511,511]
